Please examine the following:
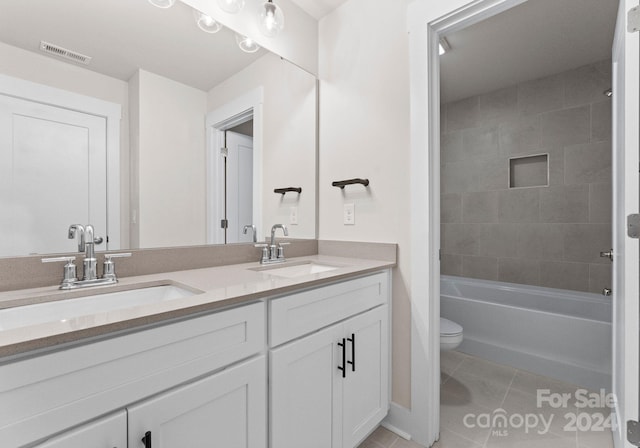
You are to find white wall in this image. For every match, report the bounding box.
[208,53,317,240]
[319,0,413,408]
[130,70,208,248]
[0,41,131,248]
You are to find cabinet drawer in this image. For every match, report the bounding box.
[0,301,265,448]
[269,271,388,347]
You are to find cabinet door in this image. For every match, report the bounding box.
[270,323,344,448]
[34,411,126,448]
[342,306,389,447]
[128,356,266,448]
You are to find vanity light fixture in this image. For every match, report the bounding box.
[236,34,260,53]
[194,10,222,33]
[218,0,245,14]
[148,0,176,8]
[439,37,451,55]
[258,0,285,37]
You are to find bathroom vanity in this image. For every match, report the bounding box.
[0,255,392,448]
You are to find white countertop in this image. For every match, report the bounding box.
[0,255,394,357]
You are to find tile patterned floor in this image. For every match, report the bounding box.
[358,351,615,448]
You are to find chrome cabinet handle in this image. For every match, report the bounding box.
[602,288,612,297]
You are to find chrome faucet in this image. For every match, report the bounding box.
[243,224,257,243]
[254,224,290,264]
[42,224,130,290]
[270,224,288,247]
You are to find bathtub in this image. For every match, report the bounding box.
[440,275,612,391]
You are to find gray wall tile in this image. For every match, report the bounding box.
[563,223,612,264]
[518,73,564,116]
[463,126,499,159]
[565,141,612,185]
[477,158,509,191]
[499,115,540,157]
[498,258,540,286]
[540,106,590,147]
[515,223,564,261]
[447,96,479,131]
[564,61,612,108]
[462,191,498,223]
[462,255,498,280]
[539,185,589,223]
[442,223,480,255]
[591,101,612,142]
[498,189,540,223]
[441,132,464,164]
[442,193,463,223]
[539,261,589,292]
[589,183,612,223]
[441,254,462,276]
[441,60,612,293]
[479,86,518,126]
[478,224,519,258]
[589,263,612,295]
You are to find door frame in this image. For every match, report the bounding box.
[206,87,264,245]
[402,0,531,445]
[0,73,122,250]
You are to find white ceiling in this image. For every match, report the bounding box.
[0,0,266,92]
[440,0,618,103]
[288,0,350,19]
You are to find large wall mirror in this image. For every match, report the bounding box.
[0,0,317,258]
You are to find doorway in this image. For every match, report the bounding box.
[407,0,638,446]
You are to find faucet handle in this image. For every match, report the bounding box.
[102,253,131,281]
[42,256,77,287]
[104,252,132,260]
[254,244,270,263]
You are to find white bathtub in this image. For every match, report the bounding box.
[441,275,612,391]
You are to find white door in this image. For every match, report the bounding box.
[270,323,344,448]
[0,94,108,256]
[342,306,389,448]
[226,131,253,243]
[33,411,126,448]
[611,0,640,446]
[128,356,266,448]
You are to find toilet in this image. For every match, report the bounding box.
[440,317,463,351]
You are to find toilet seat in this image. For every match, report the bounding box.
[440,317,463,351]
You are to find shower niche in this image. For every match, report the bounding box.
[508,154,549,188]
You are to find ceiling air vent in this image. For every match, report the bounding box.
[39,41,92,65]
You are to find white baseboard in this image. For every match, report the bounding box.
[383,402,414,440]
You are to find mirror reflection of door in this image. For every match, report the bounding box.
[0,91,108,256]
[224,120,253,244]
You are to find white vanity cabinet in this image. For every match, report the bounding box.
[1,301,265,448]
[32,411,127,448]
[269,272,390,448]
[128,356,266,448]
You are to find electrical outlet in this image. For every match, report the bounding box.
[290,206,298,225]
[344,203,355,225]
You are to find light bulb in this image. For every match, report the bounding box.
[258,1,284,37]
[194,11,222,34]
[148,0,176,8]
[236,34,260,53]
[218,0,245,14]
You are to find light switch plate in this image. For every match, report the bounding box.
[344,203,355,225]
[290,206,298,225]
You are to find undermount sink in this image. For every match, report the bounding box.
[252,261,340,278]
[0,283,198,331]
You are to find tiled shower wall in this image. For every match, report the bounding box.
[440,60,612,293]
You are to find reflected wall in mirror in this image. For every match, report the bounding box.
[0,0,317,257]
